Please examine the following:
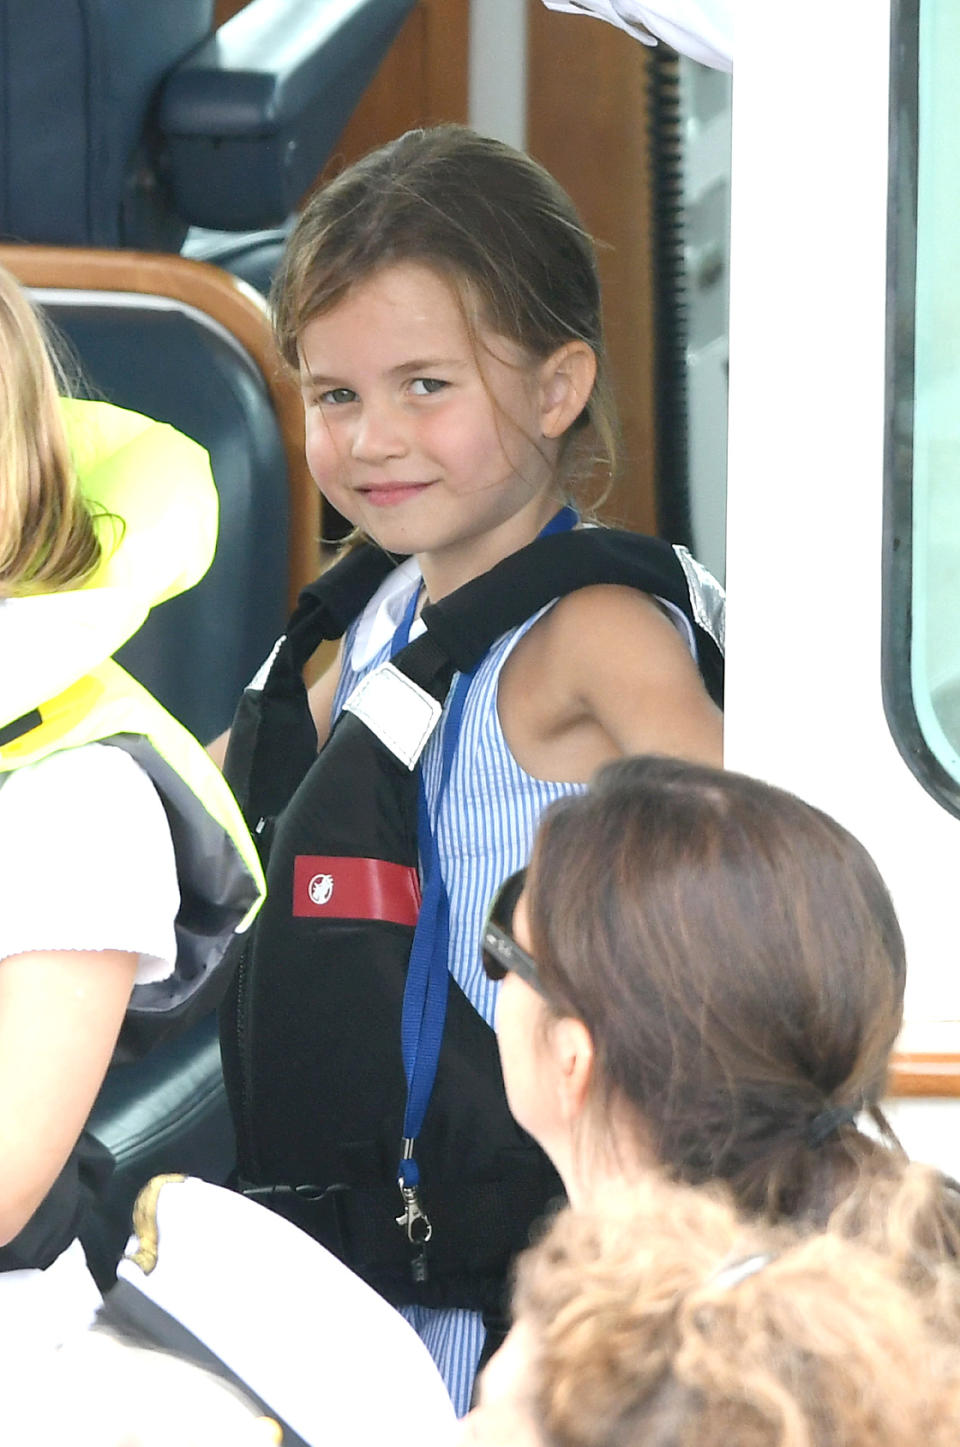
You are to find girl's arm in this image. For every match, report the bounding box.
[0,948,138,1246]
[499,584,723,780]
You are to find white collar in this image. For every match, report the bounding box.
[348,556,427,672]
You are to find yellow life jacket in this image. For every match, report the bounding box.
[0,399,265,1055]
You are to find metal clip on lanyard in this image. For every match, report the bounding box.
[390,507,578,1282]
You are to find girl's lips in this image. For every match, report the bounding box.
[356,482,435,507]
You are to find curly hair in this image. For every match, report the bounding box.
[507,1172,960,1447]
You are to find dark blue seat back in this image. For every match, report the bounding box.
[0,0,214,251]
[1,0,417,287]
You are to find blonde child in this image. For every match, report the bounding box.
[0,265,263,1354]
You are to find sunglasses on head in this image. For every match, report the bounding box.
[481,868,547,998]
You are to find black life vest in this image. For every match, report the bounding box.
[220,528,724,1317]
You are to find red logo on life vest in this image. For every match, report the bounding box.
[292,856,421,926]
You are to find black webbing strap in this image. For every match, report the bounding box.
[282,544,398,677]
[282,527,709,678]
[229,526,722,832]
[262,526,720,707]
[421,528,694,671]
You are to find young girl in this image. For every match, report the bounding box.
[0,265,264,1356]
[221,124,722,1414]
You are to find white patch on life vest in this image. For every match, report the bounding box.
[343,663,443,770]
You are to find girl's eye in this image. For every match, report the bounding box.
[318,387,357,406]
[409,377,448,396]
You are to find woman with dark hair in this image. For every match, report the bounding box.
[483,755,952,1239]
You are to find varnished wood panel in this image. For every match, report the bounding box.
[214,0,246,23]
[889,1054,960,1098]
[327,0,469,172]
[527,2,657,535]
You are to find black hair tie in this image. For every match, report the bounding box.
[806,1104,858,1149]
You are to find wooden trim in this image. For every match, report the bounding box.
[889,1054,960,1098]
[527,1,658,534]
[420,0,469,123]
[327,0,469,171]
[0,243,318,607]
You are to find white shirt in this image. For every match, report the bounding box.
[0,742,179,984]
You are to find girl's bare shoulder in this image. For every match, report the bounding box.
[500,585,722,774]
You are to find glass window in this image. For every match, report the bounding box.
[885,0,960,817]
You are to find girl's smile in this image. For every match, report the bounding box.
[298,262,565,599]
[354,481,437,507]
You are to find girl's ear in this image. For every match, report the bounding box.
[548,1015,596,1125]
[538,341,598,439]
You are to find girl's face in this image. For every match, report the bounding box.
[298,262,564,598]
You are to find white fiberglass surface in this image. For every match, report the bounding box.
[724,0,960,1026]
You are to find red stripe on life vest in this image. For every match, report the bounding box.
[292,855,421,926]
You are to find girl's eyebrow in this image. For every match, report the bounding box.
[299,369,342,388]
[388,356,467,376]
[299,357,469,387]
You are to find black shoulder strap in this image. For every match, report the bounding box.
[224,544,397,825]
[424,528,699,665]
[265,526,720,700]
[227,527,724,829]
[407,528,724,707]
[282,543,400,677]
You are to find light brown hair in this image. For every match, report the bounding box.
[526,755,911,1224]
[510,1173,960,1447]
[0,264,101,595]
[272,124,619,505]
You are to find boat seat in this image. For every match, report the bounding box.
[0,0,416,294]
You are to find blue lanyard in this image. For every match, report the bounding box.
[390,507,578,1273]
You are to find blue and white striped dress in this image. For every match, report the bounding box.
[331,558,585,1415]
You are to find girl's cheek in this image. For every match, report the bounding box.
[304,419,343,489]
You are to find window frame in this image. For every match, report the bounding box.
[881,0,960,820]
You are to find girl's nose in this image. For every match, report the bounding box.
[350,399,408,463]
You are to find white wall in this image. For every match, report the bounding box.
[724,0,960,1031]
